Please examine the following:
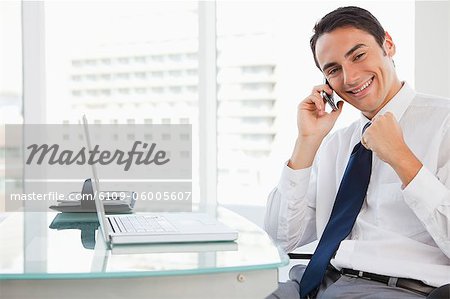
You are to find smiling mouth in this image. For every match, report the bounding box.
[348,76,374,95]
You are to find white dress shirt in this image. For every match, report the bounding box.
[264,82,450,287]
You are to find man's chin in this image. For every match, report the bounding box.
[345,103,374,117]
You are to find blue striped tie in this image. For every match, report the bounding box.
[299,122,372,298]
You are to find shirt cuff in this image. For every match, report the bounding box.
[402,166,448,216]
[277,161,312,199]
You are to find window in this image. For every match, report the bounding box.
[0,2,23,212]
[43,1,200,207]
[0,2,22,124]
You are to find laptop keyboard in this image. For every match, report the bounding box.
[112,215,178,233]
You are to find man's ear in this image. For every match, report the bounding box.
[383,31,396,57]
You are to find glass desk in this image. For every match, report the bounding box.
[0,208,288,299]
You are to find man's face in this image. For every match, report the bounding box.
[315,27,400,119]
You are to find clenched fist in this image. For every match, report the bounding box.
[361,112,422,186]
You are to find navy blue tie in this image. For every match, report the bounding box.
[299,123,372,298]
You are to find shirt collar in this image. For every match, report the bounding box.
[359,81,416,134]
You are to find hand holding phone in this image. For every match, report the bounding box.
[321,79,338,111]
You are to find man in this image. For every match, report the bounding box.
[265,6,450,299]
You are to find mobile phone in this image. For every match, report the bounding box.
[320,79,338,111]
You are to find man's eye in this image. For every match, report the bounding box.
[328,67,340,76]
[354,53,365,61]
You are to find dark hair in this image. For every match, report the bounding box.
[310,6,386,69]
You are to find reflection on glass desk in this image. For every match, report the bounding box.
[0,207,288,299]
[49,212,99,249]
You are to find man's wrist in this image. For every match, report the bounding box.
[388,146,422,187]
[288,136,323,170]
[297,134,324,146]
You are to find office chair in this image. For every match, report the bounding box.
[287,253,312,260]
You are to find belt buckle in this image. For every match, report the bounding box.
[342,270,364,279]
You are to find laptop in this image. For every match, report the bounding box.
[82,115,238,245]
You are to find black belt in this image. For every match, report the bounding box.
[335,267,436,296]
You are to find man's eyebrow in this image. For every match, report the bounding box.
[321,44,368,72]
[322,62,338,73]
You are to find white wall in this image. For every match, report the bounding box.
[415,0,450,97]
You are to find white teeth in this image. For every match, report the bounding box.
[352,78,373,94]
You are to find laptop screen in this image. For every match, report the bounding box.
[82,115,111,245]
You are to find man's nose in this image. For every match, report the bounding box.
[342,65,360,86]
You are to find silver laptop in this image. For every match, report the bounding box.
[82,115,238,245]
